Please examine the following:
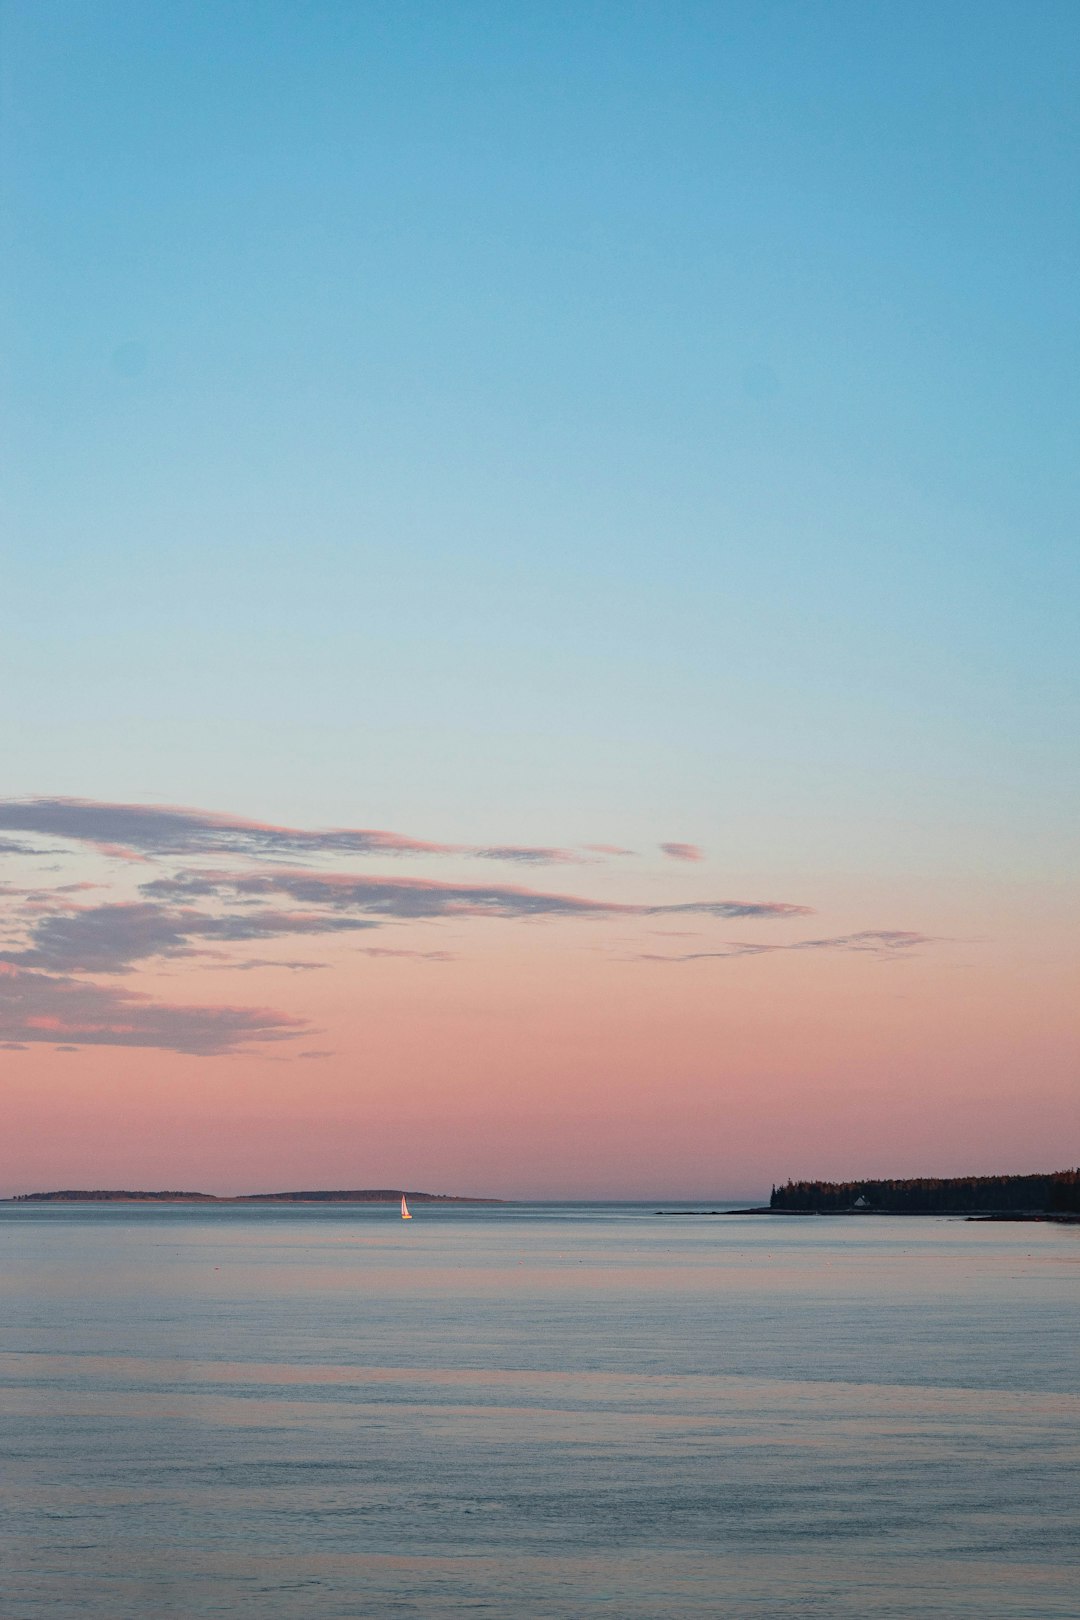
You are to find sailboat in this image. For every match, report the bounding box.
[400,1193,412,1220]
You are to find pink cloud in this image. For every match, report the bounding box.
[144,867,808,926]
[660,842,704,862]
[0,963,306,1055]
[1,900,381,974]
[0,798,589,866]
[637,931,937,963]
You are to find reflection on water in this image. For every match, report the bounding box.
[2,1204,1077,1618]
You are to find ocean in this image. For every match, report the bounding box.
[1,1201,1077,1618]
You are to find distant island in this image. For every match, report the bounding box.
[8,1188,502,1204]
[752,1169,1080,1220]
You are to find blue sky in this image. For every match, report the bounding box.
[2,3,1079,1193]
[3,0,1078,870]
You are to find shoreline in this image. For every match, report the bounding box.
[657,1208,1080,1223]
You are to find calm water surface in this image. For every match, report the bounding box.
[1,1203,1077,1618]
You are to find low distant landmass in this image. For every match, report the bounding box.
[753,1169,1080,1220]
[8,1188,502,1204]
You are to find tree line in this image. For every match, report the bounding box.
[769,1169,1080,1214]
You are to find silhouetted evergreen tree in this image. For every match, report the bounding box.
[769,1169,1079,1214]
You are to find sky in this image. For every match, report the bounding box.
[1,0,1077,1198]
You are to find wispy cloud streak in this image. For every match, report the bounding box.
[0,964,306,1054]
[0,902,380,975]
[0,794,934,1058]
[637,931,936,962]
[0,799,588,866]
[143,868,810,925]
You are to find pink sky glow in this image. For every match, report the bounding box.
[0,799,1075,1198]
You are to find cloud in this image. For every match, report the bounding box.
[0,837,44,856]
[0,796,868,1056]
[214,958,329,973]
[143,868,809,926]
[638,931,936,962]
[0,875,809,981]
[472,845,587,865]
[145,869,620,919]
[0,798,588,866]
[0,901,381,975]
[354,946,454,961]
[0,963,306,1055]
[0,882,106,914]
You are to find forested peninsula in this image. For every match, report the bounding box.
[765,1169,1079,1218]
[8,1188,501,1204]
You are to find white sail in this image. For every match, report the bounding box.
[401,1194,412,1220]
